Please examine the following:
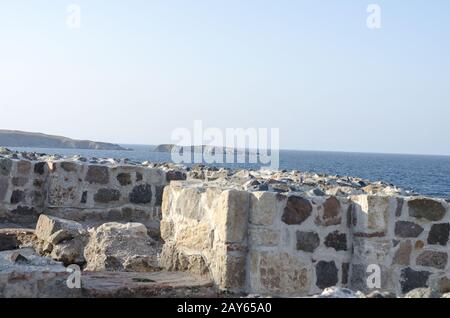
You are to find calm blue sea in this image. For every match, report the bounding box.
[9,145,450,199]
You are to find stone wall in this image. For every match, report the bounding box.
[160,181,450,296]
[160,181,249,292]
[0,157,170,234]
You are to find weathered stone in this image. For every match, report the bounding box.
[365,290,397,298]
[155,186,164,206]
[0,158,12,176]
[12,177,28,187]
[427,223,450,246]
[94,188,121,203]
[416,251,448,270]
[136,172,143,182]
[60,162,78,172]
[319,196,341,226]
[415,240,425,250]
[400,267,431,294]
[34,162,46,175]
[296,231,320,252]
[35,215,88,265]
[0,177,8,201]
[395,221,424,238]
[80,191,87,204]
[160,242,208,276]
[249,227,280,247]
[351,195,391,234]
[395,197,404,217]
[117,173,132,186]
[404,287,440,298]
[316,261,338,289]
[220,190,250,243]
[250,192,279,226]
[35,214,86,246]
[324,231,347,251]
[166,170,187,182]
[342,263,349,285]
[437,276,450,293]
[84,222,159,272]
[281,196,312,225]
[392,240,412,266]
[408,198,446,221]
[129,184,152,204]
[85,165,109,184]
[17,160,31,175]
[257,251,310,294]
[10,190,25,204]
[316,287,365,298]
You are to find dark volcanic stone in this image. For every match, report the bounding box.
[0,177,8,201]
[395,221,424,238]
[80,191,88,204]
[323,196,340,220]
[324,231,347,251]
[416,251,448,270]
[282,196,312,225]
[316,261,338,289]
[34,162,46,175]
[401,267,431,294]
[85,165,109,184]
[296,231,320,253]
[10,190,25,204]
[155,186,165,206]
[129,184,152,204]
[60,162,78,172]
[427,223,450,246]
[12,177,28,187]
[342,263,349,285]
[166,170,187,182]
[94,188,121,203]
[408,198,446,221]
[0,158,12,176]
[395,197,404,217]
[117,173,132,186]
[136,172,143,182]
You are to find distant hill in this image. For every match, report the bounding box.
[0,130,130,151]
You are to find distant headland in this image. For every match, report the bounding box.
[0,130,130,151]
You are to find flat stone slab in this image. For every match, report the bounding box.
[81,271,217,298]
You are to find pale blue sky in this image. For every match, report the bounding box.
[0,0,449,155]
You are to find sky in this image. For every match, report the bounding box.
[0,0,449,155]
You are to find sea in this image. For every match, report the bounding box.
[8,145,450,199]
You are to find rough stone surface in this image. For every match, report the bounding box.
[0,158,12,176]
[94,188,121,203]
[0,177,8,201]
[416,250,448,270]
[392,240,412,266]
[296,231,320,252]
[395,221,424,238]
[408,198,446,221]
[129,184,152,204]
[324,231,347,251]
[84,222,159,272]
[427,223,450,246]
[117,173,132,186]
[35,215,88,265]
[400,267,431,294]
[317,196,341,226]
[281,196,312,225]
[404,287,441,298]
[316,261,338,289]
[85,165,109,184]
